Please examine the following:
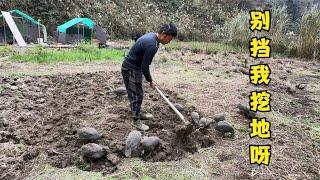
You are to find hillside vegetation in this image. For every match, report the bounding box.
[1,0,320,60]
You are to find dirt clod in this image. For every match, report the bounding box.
[0,72,216,178]
[107,153,120,165]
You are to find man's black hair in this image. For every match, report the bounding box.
[158,23,178,37]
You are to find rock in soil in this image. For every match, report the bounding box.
[141,136,161,154]
[140,113,154,120]
[199,118,213,128]
[213,113,226,122]
[78,143,106,160]
[214,121,234,135]
[191,112,200,125]
[77,127,102,141]
[174,103,185,112]
[237,104,256,119]
[113,87,127,96]
[125,130,142,158]
[296,84,306,90]
[107,153,120,165]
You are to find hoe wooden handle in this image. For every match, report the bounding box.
[155,86,189,125]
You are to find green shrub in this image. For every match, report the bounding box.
[297,7,320,60]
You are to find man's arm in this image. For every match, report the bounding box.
[141,46,157,82]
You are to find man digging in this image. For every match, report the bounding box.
[121,23,177,131]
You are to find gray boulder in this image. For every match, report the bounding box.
[113,87,127,96]
[213,113,226,122]
[214,121,234,135]
[141,136,161,153]
[174,103,184,112]
[191,112,200,125]
[77,127,102,141]
[237,104,256,119]
[199,118,213,128]
[78,143,106,160]
[125,130,142,158]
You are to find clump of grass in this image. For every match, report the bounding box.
[269,6,292,53]
[0,84,4,94]
[10,44,125,63]
[297,7,320,60]
[0,45,13,57]
[164,41,182,51]
[223,11,251,47]
[164,41,244,54]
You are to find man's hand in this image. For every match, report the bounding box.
[150,81,156,89]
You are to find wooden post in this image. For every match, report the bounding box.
[91,27,93,44]
[77,24,79,43]
[38,19,41,43]
[3,17,6,43]
[82,24,84,42]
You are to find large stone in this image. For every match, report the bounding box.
[199,118,213,128]
[213,113,226,122]
[141,136,161,153]
[77,127,102,141]
[78,143,106,160]
[125,130,142,158]
[174,103,184,112]
[191,112,200,125]
[237,104,256,119]
[214,121,234,135]
[113,87,127,96]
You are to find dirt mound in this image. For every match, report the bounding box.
[0,71,216,179]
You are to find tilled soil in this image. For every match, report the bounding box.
[0,71,216,179]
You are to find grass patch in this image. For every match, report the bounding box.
[314,102,320,114]
[0,84,4,94]
[110,159,205,179]
[10,44,125,64]
[0,71,52,77]
[165,41,245,54]
[28,165,105,180]
[29,158,206,180]
[270,111,320,142]
[0,45,13,57]
[310,125,320,141]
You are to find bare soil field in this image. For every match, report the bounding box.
[0,42,319,179]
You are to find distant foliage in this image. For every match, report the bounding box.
[297,7,320,60]
[0,0,229,41]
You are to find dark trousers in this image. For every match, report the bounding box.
[121,65,143,120]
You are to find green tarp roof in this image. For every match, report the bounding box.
[0,9,44,26]
[57,18,95,33]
